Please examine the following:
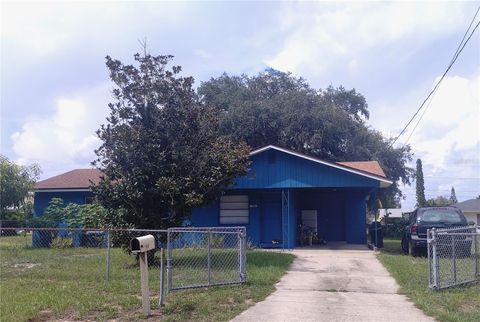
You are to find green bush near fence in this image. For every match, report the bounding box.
[0,234,294,321]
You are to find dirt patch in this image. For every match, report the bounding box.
[460,302,480,314]
[244,298,254,305]
[69,254,99,258]
[12,262,39,269]
[28,310,53,322]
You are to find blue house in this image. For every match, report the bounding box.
[33,145,392,248]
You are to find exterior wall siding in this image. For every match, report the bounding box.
[234,150,380,189]
[34,191,94,217]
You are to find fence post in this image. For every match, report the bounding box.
[431,228,439,289]
[427,229,432,288]
[475,229,479,277]
[105,230,111,281]
[239,229,246,283]
[159,248,165,306]
[166,230,172,292]
[207,229,212,286]
[452,234,457,284]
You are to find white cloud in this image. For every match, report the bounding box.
[265,2,470,78]
[11,83,111,178]
[1,2,192,58]
[406,74,479,168]
[387,73,480,210]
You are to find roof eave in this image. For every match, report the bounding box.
[33,188,92,192]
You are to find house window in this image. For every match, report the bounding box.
[219,195,249,224]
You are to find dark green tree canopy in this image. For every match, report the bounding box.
[415,158,426,208]
[0,156,40,219]
[449,186,458,205]
[198,70,413,207]
[425,196,451,207]
[93,54,250,229]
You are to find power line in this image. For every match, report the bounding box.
[423,176,480,180]
[390,7,480,147]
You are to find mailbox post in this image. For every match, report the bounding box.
[131,234,155,317]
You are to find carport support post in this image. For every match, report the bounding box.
[139,252,150,317]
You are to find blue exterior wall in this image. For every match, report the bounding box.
[33,191,94,217]
[345,191,369,244]
[190,188,369,247]
[235,150,380,189]
[296,188,370,244]
[32,191,94,247]
[191,190,263,247]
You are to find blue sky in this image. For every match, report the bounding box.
[1,1,479,211]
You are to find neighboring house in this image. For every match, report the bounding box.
[33,169,101,216]
[378,208,403,220]
[454,199,480,226]
[33,145,392,248]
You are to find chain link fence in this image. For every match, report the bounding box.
[428,225,479,290]
[166,227,246,291]
[0,226,246,301]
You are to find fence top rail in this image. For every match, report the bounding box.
[0,227,169,233]
[428,226,478,233]
[168,226,246,231]
[436,232,479,236]
[0,227,248,234]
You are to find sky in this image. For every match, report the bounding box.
[1,1,479,211]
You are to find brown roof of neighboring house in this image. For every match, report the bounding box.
[337,161,387,178]
[34,169,102,190]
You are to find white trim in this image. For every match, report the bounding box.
[250,145,393,186]
[34,189,92,192]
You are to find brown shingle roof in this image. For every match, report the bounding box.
[34,169,102,190]
[337,161,387,178]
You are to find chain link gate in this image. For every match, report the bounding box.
[428,226,479,290]
[166,227,246,291]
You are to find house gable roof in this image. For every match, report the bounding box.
[250,145,392,187]
[454,199,480,213]
[34,146,393,191]
[34,169,102,191]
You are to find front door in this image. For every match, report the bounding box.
[261,193,282,245]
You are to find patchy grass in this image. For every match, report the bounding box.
[0,235,294,321]
[378,238,480,322]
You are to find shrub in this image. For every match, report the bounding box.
[51,237,73,249]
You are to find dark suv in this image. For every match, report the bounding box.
[401,207,470,256]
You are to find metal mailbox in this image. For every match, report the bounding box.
[130,234,155,253]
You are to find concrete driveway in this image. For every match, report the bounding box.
[232,246,434,322]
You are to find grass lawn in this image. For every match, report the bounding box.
[377,238,480,322]
[0,235,294,321]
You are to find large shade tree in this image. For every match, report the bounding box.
[93,54,250,229]
[0,156,40,220]
[198,70,414,207]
